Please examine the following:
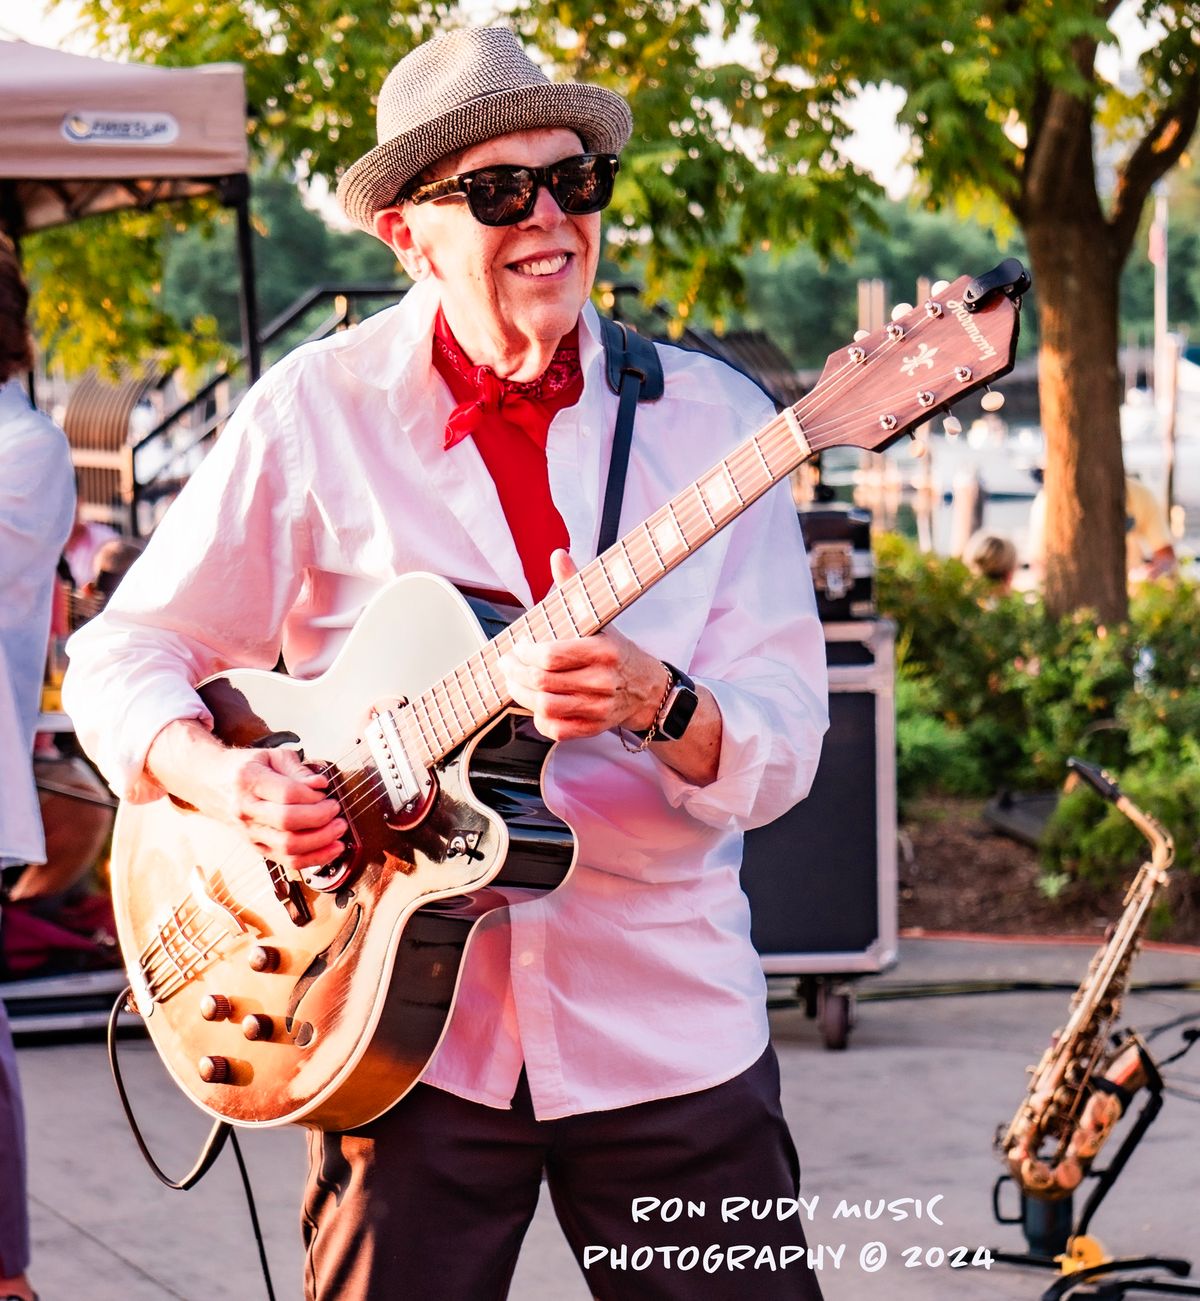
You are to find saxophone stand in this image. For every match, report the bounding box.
[993,1042,1199,1300]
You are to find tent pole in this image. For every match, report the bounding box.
[222,173,262,383]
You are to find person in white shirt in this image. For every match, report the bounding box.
[64,29,828,1301]
[1027,475,1178,586]
[0,232,75,1301]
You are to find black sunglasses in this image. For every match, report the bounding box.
[403,153,620,227]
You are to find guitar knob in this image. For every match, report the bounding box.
[249,945,281,973]
[242,1014,275,1041]
[200,994,233,1022]
[198,1055,232,1084]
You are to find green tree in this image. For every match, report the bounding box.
[745,1,1199,622]
[161,170,399,344]
[41,2,1200,623]
[51,1,882,361]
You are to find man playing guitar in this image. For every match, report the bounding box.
[64,27,829,1300]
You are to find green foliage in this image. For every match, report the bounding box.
[161,170,400,346]
[875,533,1200,893]
[24,206,228,377]
[53,0,885,367]
[894,677,989,809]
[735,201,1037,369]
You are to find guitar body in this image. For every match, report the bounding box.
[109,573,575,1130]
[105,264,1027,1132]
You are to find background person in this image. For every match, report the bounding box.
[963,528,1018,593]
[0,231,75,1301]
[1028,474,1178,587]
[64,28,829,1300]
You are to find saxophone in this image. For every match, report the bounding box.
[997,759,1175,1201]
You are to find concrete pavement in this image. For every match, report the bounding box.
[8,936,1200,1300]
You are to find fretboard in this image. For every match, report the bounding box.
[391,404,811,768]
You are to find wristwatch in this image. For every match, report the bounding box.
[631,661,699,744]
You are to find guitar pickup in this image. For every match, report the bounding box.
[365,704,433,818]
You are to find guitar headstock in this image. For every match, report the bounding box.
[798,264,1026,456]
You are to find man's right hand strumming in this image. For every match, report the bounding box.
[145,718,347,871]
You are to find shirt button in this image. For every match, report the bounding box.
[517,951,535,968]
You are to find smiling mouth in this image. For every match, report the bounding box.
[510,253,570,278]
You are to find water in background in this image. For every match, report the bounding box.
[818,363,1200,574]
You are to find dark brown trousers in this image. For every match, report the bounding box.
[302,1045,824,1300]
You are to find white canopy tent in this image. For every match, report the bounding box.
[0,39,261,376]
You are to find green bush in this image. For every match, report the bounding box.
[874,532,1200,893]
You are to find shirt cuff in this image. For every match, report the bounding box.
[653,676,780,831]
[103,690,214,804]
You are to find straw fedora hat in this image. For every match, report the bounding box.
[337,27,633,232]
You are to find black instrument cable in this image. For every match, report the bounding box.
[107,986,277,1301]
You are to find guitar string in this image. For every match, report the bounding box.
[307,310,963,800]
[139,340,977,997]
[137,306,997,994]
[136,323,978,994]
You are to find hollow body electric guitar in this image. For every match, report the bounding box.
[111,262,1028,1130]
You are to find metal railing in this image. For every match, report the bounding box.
[128,282,406,533]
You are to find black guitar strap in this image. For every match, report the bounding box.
[597,316,664,556]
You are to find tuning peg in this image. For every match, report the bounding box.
[853,329,870,342]
[980,388,1006,412]
[931,279,950,295]
[943,415,963,437]
[890,302,914,321]
[911,437,929,459]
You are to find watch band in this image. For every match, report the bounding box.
[627,662,699,744]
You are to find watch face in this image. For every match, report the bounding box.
[659,683,699,741]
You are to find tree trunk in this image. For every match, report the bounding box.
[1024,219,1127,623]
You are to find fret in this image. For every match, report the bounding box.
[665,502,693,555]
[540,592,570,640]
[580,559,616,619]
[463,657,492,717]
[563,578,598,634]
[493,622,518,656]
[729,445,766,499]
[713,457,744,507]
[692,482,717,532]
[418,692,450,751]
[617,539,645,592]
[400,714,432,770]
[590,560,622,615]
[452,660,481,723]
[559,590,582,636]
[760,426,792,479]
[436,677,469,733]
[701,463,741,514]
[532,600,558,642]
[751,434,773,480]
[477,648,504,707]
[642,521,666,571]
[453,664,484,728]
[649,508,688,564]
[603,541,640,595]
[409,698,437,755]
[511,612,536,647]
[424,683,451,738]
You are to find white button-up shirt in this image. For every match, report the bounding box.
[64,281,827,1119]
[1,379,75,867]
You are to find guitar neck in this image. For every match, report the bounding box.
[396,264,1025,767]
[402,406,809,767]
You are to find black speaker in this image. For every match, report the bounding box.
[741,621,897,974]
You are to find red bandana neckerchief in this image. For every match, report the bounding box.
[431,309,582,601]
[432,308,584,451]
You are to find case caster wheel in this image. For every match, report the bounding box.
[817,985,853,1051]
